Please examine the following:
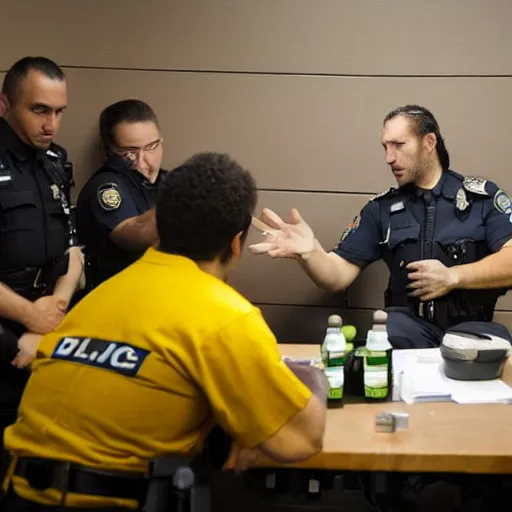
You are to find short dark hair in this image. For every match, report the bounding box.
[2,57,65,104]
[99,99,159,153]
[156,152,257,263]
[384,105,450,171]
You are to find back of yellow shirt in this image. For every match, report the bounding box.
[4,248,311,506]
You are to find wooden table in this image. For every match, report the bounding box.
[252,344,512,474]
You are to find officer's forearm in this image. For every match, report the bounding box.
[299,240,359,292]
[0,282,35,325]
[454,247,512,289]
[54,247,85,306]
[109,209,157,253]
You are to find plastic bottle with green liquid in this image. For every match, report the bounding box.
[363,310,392,401]
[321,314,347,403]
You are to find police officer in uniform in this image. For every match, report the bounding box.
[76,100,164,291]
[250,105,512,348]
[0,57,84,456]
[1,152,327,511]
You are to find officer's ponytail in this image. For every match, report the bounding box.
[384,105,451,171]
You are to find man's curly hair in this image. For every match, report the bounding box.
[156,152,257,262]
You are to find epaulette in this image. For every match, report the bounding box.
[370,187,396,201]
[462,176,489,196]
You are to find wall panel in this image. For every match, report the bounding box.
[3,1,512,76]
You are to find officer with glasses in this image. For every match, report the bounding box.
[76,99,166,292]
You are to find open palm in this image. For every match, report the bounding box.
[249,208,315,258]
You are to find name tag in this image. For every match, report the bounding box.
[0,169,12,186]
[390,201,405,213]
[51,337,150,377]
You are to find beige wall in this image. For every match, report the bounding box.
[2,0,512,340]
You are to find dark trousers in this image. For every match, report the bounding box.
[386,308,512,350]
[0,488,131,512]
[386,308,444,349]
[0,321,29,487]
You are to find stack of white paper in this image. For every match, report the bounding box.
[392,348,512,404]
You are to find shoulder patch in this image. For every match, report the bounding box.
[98,182,122,211]
[463,177,489,196]
[371,187,396,201]
[493,189,512,215]
[340,215,361,241]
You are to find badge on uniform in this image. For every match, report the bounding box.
[98,183,122,211]
[340,215,360,241]
[455,187,469,212]
[50,184,61,200]
[493,189,512,215]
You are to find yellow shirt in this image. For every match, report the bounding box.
[4,248,311,507]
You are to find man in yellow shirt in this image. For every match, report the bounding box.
[1,152,328,511]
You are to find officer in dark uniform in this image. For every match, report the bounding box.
[76,99,164,292]
[0,57,83,455]
[249,105,512,348]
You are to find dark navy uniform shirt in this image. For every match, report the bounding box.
[76,155,164,284]
[0,118,73,404]
[0,118,72,274]
[334,170,512,267]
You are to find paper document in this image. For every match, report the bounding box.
[392,348,512,404]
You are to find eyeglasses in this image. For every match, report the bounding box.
[113,138,163,162]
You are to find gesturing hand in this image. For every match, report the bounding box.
[249,208,315,259]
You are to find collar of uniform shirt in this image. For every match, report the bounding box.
[414,172,445,198]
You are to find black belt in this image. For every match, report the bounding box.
[14,457,148,501]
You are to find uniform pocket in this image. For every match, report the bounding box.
[388,224,420,251]
[0,190,38,210]
[436,236,486,266]
[0,190,38,231]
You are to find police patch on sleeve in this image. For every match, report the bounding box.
[493,189,512,215]
[98,183,122,211]
[340,215,360,241]
[52,337,149,377]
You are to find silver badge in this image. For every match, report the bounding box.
[493,189,512,215]
[463,177,488,196]
[50,184,60,200]
[455,187,469,212]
